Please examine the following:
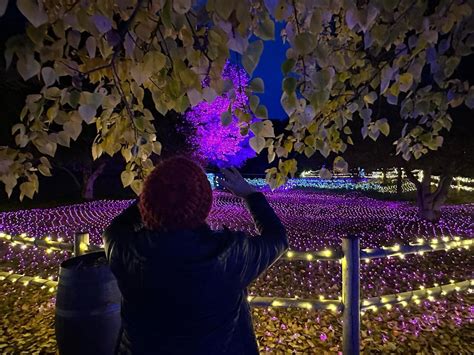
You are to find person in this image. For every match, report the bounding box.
[102,156,288,354]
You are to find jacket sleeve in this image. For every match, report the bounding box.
[102,200,141,261]
[229,192,288,288]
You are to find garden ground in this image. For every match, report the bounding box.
[0,190,472,353]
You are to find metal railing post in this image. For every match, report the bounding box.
[342,234,360,355]
[73,233,89,257]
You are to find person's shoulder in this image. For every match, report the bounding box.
[211,227,248,259]
[212,227,247,242]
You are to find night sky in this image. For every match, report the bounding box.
[253,22,289,120]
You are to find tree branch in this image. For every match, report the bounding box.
[65,0,80,14]
[292,0,307,91]
[59,0,144,77]
[119,0,145,36]
[156,22,173,69]
[58,60,112,76]
[93,160,107,176]
[52,164,81,191]
[404,168,421,188]
[185,13,212,80]
[111,60,138,140]
[433,174,453,205]
[421,167,432,191]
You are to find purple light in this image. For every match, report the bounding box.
[185,62,256,168]
[0,190,472,352]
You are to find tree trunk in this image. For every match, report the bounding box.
[81,162,106,200]
[405,168,452,223]
[396,167,402,196]
[382,167,387,185]
[54,165,82,192]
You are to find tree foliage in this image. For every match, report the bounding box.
[185,62,258,168]
[0,0,473,198]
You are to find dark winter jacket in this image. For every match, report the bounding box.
[102,192,288,354]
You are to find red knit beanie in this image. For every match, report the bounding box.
[139,157,213,231]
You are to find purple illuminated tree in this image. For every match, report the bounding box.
[185,63,256,168]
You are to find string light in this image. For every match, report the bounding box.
[360,279,471,311]
[0,271,57,293]
[322,249,332,257]
[300,302,313,310]
[0,190,471,331]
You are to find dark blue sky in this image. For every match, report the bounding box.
[193,0,288,119]
[253,22,288,120]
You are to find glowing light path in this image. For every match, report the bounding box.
[0,191,472,352]
[0,191,472,295]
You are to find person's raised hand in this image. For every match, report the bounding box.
[219,167,256,198]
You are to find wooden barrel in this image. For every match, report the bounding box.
[55,251,122,355]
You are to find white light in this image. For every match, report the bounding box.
[300,302,313,309]
[322,249,332,257]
